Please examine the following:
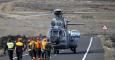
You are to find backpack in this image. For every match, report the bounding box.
[45,43,52,51]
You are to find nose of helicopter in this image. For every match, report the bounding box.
[54,9,63,15]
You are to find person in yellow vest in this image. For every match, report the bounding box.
[35,37,42,60]
[7,39,15,60]
[15,38,24,60]
[41,37,47,60]
[28,37,36,60]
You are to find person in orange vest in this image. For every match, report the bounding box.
[41,36,47,60]
[15,38,24,60]
[35,37,42,60]
[28,37,36,60]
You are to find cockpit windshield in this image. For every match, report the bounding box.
[51,29,64,37]
[51,30,59,36]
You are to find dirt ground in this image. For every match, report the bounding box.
[0,0,115,36]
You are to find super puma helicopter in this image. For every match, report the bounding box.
[47,9,83,54]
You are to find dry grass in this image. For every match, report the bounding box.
[104,46,113,60]
[0,49,4,56]
[98,35,114,60]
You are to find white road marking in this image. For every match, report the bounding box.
[82,37,93,60]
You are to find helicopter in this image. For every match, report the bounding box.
[47,9,83,54]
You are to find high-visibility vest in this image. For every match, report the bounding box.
[36,40,41,49]
[7,42,14,49]
[28,41,35,50]
[42,41,47,50]
[16,42,23,46]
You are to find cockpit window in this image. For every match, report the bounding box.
[51,21,55,26]
[71,35,80,40]
[52,30,59,36]
[51,30,65,37]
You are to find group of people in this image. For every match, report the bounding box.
[6,36,52,60]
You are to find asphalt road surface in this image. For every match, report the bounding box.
[0,35,104,60]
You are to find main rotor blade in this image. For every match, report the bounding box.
[67,23,85,25]
[8,11,53,16]
[63,12,115,14]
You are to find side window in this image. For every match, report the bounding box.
[59,30,66,37]
[59,30,62,36]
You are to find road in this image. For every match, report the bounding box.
[0,35,104,60]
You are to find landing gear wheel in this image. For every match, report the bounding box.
[54,49,59,54]
[73,48,76,53]
[56,50,59,54]
[70,48,76,54]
